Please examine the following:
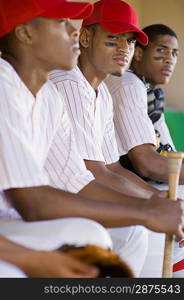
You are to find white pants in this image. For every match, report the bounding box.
[0,217,148,278]
[0,261,26,278]
[0,218,113,250]
[108,226,148,277]
[0,217,113,277]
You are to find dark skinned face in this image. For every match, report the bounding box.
[82,25,136,78]
[136,34,179,87]
[28,17,80,71]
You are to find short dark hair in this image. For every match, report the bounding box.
[0,32,12,53]
[136,24,177,48]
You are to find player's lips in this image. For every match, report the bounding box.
[113,55,129,66]
[72,43,80,55]
[161,68,173,76]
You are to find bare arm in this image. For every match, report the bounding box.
[0,235,98,278]
[4,185,147,227]
[4,183,184,240]
[85,160,157,199]
[128,144,184,183]
[107,161,157,193]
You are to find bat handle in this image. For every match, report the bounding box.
[162,151,184,277]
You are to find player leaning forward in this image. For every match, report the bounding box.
[0,0,114,277]
[49,0,184,277]
[0,0,184,277]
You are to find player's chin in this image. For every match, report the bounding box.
[159,76,170,85]
[111,65,127,77]
[110,68,125,77]
[62,57,79,71]
[164,76,171,84]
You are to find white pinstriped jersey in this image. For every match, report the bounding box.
[0,58,94,211]
[49,66,119,164]
[105,70,175,155]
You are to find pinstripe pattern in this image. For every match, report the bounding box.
[105,71,158,155]
[49,66,119,165]
[0,58,94,211]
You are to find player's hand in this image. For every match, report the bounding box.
[22,250,99,278]
[143,191,184,241]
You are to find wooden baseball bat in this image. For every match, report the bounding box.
[162,151,184,277]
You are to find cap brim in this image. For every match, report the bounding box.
[101,22,148,46]
[42,2,94,20]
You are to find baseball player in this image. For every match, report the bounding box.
[105,23,184,277]
[49,0,184,276]
[0,0,113,277]
[1,0,184,277]
[105,24,184,183]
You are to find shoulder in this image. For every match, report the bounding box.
[120,71,145,89]
[105,70,145,94]
[122,70,142,85]
[42,80,65,107]
[49,66,85,86]
[43,80,60,96]
[0,58,21,88]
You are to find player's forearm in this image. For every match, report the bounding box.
[84,160,156,198]
[127,145,183,183]
[105,162,157,198]
[0,235,34,271]
[79,181,149,226]
[0,235,26,254]
[4,185,147,228]
[136,158,184,184]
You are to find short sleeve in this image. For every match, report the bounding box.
[106,73,156,155]
[44,107,94,193]
[0,83,49,191]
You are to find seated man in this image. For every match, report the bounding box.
[0,234,98,278]
[105,24,184,183]
[105,23,184,276]
[1,0,184,277]
[49,0,184,277]
[0,0,113,277]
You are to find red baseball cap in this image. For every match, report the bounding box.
[0,0,94,38]
[82,0,148,46]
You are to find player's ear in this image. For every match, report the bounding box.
[79,27,91,48]
[14,24,33,44]
[134,46,144,62]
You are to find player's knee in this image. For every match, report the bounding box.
[71,218,113,250]
[82,218,113,249]
[55,217,113,250]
